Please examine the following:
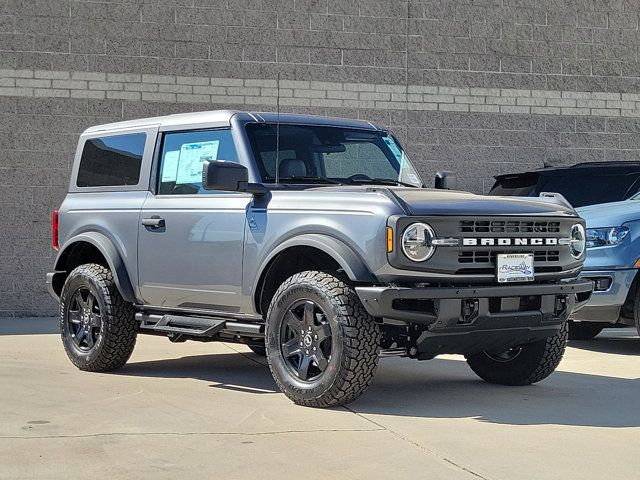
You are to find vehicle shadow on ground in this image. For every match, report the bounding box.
[569,331,640,356]
[119,348,639,429]
[352,356,639,428]
[119,351,279,395]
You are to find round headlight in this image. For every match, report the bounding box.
[401,222,436,262]
[570,223,586,259]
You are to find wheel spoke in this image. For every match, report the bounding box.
[68,310,82,324]
[313,350,329,372]
[86,292,95,312]
[282,338,302,358]
[88,313,102,328]
[75,291,88,310]
[302,301,315,328]
[85,330,95,348]
[315,323,332,343]
[297,355,311,380]
[284,311,302,335]
[74,326,85,344]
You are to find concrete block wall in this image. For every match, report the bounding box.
[1,0,640,316]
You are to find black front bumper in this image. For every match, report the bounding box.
[356,279,594,355]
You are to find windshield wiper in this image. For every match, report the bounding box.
[342,177,420,188]
[267,176,341,184]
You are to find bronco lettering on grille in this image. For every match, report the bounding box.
[462,238,559,246]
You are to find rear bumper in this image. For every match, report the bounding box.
[356,279,594,355]
[570,269,637,323]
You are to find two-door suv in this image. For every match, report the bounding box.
[47,110,593,407]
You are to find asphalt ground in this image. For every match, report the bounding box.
[1,317,638,480]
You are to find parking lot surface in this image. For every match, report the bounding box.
[1,317,638,480]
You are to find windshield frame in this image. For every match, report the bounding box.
[244,122,424,188]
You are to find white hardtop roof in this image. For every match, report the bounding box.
[82,110,383,135]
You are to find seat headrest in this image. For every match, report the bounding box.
[278,158,307,178]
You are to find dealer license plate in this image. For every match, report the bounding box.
[496,253,534,283]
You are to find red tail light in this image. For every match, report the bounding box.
[52,210,59,251]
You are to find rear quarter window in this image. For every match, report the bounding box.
[76,133,146,187]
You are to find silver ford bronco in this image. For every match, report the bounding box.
[47,110,593,407]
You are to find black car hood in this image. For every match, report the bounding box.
[389,188,577,217]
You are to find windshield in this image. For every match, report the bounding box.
[491,171,640,207]
[245,123,423,187]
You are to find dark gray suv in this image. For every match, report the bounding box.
[47,110,593,407]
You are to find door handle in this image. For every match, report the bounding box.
[141,216,165,229]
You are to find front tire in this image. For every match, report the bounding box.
[59,263,137,372]
[265,271,380,408]
[465,322,568,386]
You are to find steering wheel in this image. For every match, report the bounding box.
[346,174,372,182]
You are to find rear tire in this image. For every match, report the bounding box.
[265,271,380,408]
[466,322,568,386]
[568,320,604,340]
[59,263,137,372]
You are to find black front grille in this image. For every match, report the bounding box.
[459,220,561,234]
[457,250,562,274]
[458,250,560,264]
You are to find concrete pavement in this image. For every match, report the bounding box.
[1,318,638,480]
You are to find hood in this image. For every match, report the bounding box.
[576,199,640,228]
[390,188,577,217]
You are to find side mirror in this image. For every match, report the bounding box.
[202,161,266,195]
[434,171,457,190]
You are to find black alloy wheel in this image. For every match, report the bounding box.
[279,299,332,382]
[66,287,103,351]
[484,346,523,363]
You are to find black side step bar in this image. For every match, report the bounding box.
[135,313,264,338]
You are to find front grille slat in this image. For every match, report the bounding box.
[458,250,560,264]
[459,220,561,234]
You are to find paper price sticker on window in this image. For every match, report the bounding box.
[176,141,220,185]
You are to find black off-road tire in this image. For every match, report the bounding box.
[265,271,380,408]
[465,322,568,386]
[59,263,137,372]
[568,320,605,340]
[248,343,267,356]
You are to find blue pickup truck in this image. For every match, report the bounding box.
[490,162,640,340]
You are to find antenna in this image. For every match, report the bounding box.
[275,72,280,185]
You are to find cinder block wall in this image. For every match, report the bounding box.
[2,0,640,316]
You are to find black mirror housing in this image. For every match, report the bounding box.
[434,171,457,190]
[202,160,267,195]
[202,160,249,191]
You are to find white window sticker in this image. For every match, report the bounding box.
[161,150,180,182]
[176,141,220,185]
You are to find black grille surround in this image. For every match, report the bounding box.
[387,215,585,282]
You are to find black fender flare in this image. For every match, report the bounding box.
[253,233,376,303]
[54,232,137,303]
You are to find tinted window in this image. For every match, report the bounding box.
[76,133,146,187]
[158,129,239,195]
[489,174,538,197]
[490,171,640,207]
[534,173,640,207]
